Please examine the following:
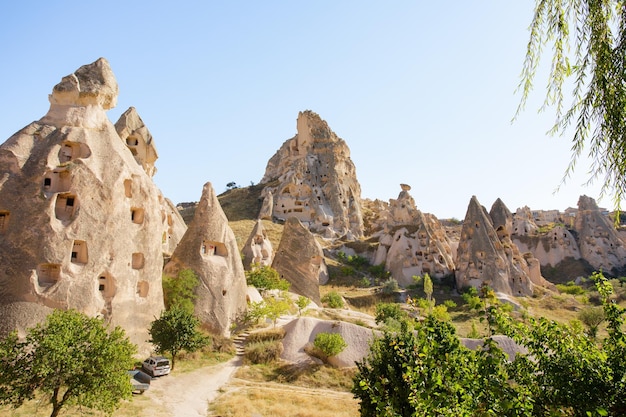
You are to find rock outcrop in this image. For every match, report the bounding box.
[241,219,274,270]
[372,185,455,286]
[455,196,551,296]
[164,182,247,336]
[160,195,187,258]
[272,217,328,304]
[260,110,364,239]
[0,58,164,352]
[574,195,626,275]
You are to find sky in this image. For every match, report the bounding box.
[0,1,607,220]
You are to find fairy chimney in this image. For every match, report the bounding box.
[242,219,274,270]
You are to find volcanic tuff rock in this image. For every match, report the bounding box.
[455,196,551,296]
[574,195,626,275]
[260,110,364,239]
[164,182,247,336]
[0,58,164,352]
[272,217,328,305]
[113,108,187,257]
[372,185,455,286]
[242,219,274,270]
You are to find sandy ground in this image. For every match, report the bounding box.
[141,356,243,417]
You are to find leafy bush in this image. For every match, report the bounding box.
[368,264,389,279]
[245,265,290,291]
[341,266,356,276]
[443,299,457,309]
[358,277,371,288]
[461,287,484,310]
[162,268,199,312]
[375,302,406,324]
[322,291,344,308]
[556,282,586,295]
[244,340,283,364]
[296,296,310,316]
[313,332,347,358]
[246,327,286,344]
[381,278,399,294]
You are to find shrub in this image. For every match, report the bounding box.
[245,265,290,291]
[359,277,371,288]
[443,299,457,309]
[246,327,286,344]
[341,266,355,276]
[162,268,199,312]
[322,291,344,308]
[368,264,389,279]
[313,332,347,359]
[556,283,586,295]
[381,278,399,294]
[244,340,283,364]
[375,302,406,324]
[296,296,310,316]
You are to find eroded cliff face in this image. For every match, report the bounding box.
[272,217,328,305]
[0,58,164,352]
[372,185,455,286]
[455,196,552,296]
[260,110,364,240]
[164,182,247,336]
[575,195,626,275]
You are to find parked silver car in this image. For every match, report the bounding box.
[141,356,170,377]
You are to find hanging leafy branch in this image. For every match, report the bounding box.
[517,1,626,209]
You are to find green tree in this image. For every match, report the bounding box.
[162,268,199,312]
[264,296,291,327]
[0,309,136,417]
[321,291,344,308]
[518,1,626,207]
[296,295,310,316]
[245,265,290,291]
[374,302,406,325]
[423,273,433,303]
[578,305,605,339]
[148,306,208,370]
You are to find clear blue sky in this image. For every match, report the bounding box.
[0,1,605,219]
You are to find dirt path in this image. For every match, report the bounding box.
[141,356,242,417]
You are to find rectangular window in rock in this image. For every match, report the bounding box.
[0,211,9,232]
[37,263,61,287]
[201,240,228,257]
[136,280,149,298]
[43,169,71,193]
[55,193,78,221]
[71,240,88,264]
[131,253,144,269]
[131,207,145,224]
[124,179,132,198]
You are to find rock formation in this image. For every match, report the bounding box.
[164,182,247,336]
[272,217,328,304]
[260,110,364,239]
[513,225,582,269]
[574,195,626,275]
[114,108,186,258]
[512,206,539,236]
[372,185,455,286]
[455,196,551,296]
[242,219,274,270]
[0,58,164,352]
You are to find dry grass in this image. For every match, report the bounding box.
[208,386,359,417]
[0,394,153,417]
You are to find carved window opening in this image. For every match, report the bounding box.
[132,253,145,269]
[0,211,9,232]
[136,281,149,298]
[37,263,61,287]
[222,289,227,296]
[55,193,78,221]
[98,273,116,299]
[124,179,132,198]
[131,207,145,224]
[71,240,88,264]
[126,136,139,147]
[58,142,91,162]
[201,240,227,257]
[43,169,71,193]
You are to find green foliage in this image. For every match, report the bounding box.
[313,332,347,359]
[358,277,371,288]
[443,299,457,309]
[337,251,370,268]
[355,272,626,416]
[578,306,605,339]
[245,296,291,327]
[368,263,389,279]
[374,302,407,325]
[557,282,587,295]
[518,1,626,208]
[0,309,136,417]
[148,305,208,370]
[245,265,290,291]
[340,266,355,276]
[381,278,399,294]
[462,286,484,311]
[423,273,433,302]
[431,304,451,322]
[321,291,344,308]
[162,268,199,312]
[244,340,283,364]
[296,295,311,316]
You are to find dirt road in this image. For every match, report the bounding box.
[141,356,242,417]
